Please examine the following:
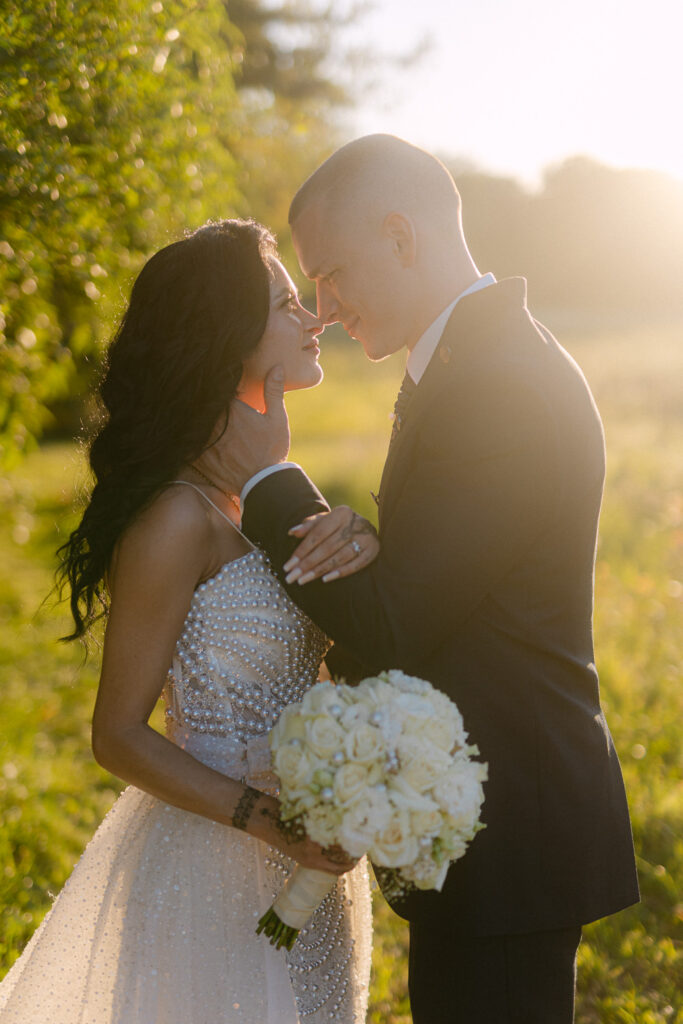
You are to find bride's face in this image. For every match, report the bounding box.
[238,258,323,410]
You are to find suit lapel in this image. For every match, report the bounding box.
[376,278,528,531]
[378,336,454,530]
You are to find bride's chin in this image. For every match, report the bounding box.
[286,365,324,392]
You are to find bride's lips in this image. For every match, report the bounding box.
[302,341,320,356]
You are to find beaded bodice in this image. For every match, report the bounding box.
[0,525,371,1024]
[160,547,371,1024]
[164,547,330,748]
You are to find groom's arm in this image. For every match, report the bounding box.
[242,368,558,675]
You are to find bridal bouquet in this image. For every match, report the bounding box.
[256,670,487,950]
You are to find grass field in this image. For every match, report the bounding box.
[1,324,682,1021]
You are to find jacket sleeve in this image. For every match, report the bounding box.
[241,370,557,675]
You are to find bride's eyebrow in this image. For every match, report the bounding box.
[274,286,298,304]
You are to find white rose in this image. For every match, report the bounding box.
[432,761,487,832]
[334,762,371,805]
[403,853,451,892]
[410,807,444,838]
[337,803,375,857]
[427,694,468,749]
[369,809,420,868]
[305,803,343,847]
[304,681,350,715]
[421,716,458,757]
[384,670,432,695]
[337,787,393,856]
[356,677,396,708]
[390,693,442,745]
[304,715,346,759]
[274,744,314,791]
[387,774,439,812]
[438,829,469,864]
[270,707,306,748]
[386,679,468,753]
[344,722,386,764]
[396,736,453,792]
[394,691,432,717]
[339,702,371,729]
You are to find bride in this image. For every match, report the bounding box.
[0,219,375,1023]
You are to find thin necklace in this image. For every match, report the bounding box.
[189,463,241,514]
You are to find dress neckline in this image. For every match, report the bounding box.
[171,479,253,545]
[194,547,265,594]
[170,479,259,589]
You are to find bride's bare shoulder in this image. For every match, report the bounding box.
[108,484,216,594]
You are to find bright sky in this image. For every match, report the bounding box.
[343,0,683,187]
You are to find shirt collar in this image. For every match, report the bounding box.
[406,273,497,384]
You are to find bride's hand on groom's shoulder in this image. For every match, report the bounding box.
[284,507,379,586]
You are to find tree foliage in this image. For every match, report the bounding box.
[227,0,349,104]
[0,0,349,464]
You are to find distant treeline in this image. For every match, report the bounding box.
[451,156,683,324]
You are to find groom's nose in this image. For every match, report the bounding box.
[316,280,341,325]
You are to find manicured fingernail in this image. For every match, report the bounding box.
[298,572,315,585]
[285,567,302,584]
[283,556,299,572]
[322,570,340,583]
[288,524,305,535]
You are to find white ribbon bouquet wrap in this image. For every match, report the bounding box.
[256,670,488,950]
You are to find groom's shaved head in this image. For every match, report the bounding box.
[289,135,478,361]
[288,134,462,231]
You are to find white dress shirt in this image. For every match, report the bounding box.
[240,461,303,504]
[240,273,497,504]
[406,273,496,384]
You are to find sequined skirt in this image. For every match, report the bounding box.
[0,744,372,1023]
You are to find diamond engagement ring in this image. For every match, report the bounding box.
[350,540,362,555]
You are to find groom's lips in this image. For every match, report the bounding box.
[344,317,359,337]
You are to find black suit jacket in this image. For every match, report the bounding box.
[242,278,639,936]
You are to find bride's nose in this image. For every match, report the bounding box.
[302,306,323,337]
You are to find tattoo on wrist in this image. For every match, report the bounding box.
[341,513,376,543]
[232,787,259,831]
[259,806,307,844]
[321,844,351,865]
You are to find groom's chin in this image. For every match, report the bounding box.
[363,344,394,363]
[357,332,402,363]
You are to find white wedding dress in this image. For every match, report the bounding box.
[0,485,372,1023]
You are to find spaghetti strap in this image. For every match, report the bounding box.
[170,479,253,546]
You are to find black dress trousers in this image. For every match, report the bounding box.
[408,919,582,1024]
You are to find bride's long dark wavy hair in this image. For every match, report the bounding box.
[57,218,277,643]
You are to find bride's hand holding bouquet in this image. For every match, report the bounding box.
[257,670,488,950]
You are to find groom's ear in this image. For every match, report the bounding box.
[383,213,417,268]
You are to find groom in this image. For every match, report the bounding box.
[207,135,639,1021]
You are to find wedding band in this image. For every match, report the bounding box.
[350,540,362,555]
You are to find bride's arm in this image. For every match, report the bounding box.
[91,488,355,875]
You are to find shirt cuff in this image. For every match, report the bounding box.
[240,463,302,505]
